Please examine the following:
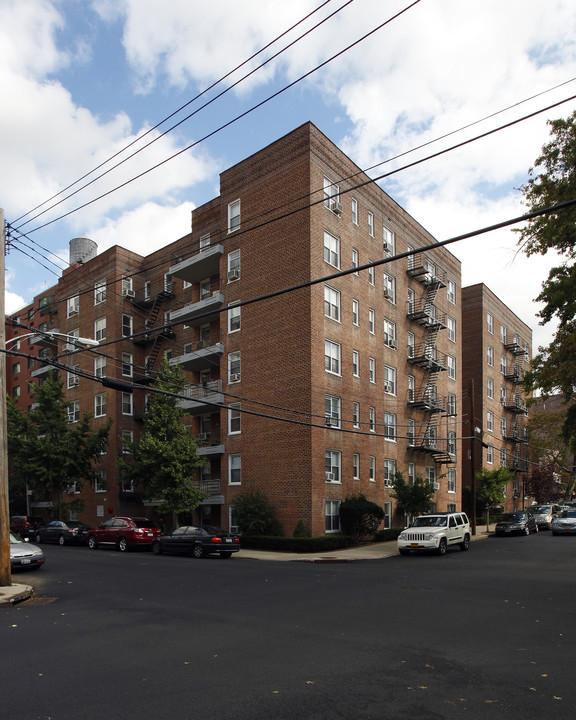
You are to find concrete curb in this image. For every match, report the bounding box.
[0,583,34,607]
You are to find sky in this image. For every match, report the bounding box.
[2,0,576,353]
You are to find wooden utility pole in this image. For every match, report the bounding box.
[0,208,11,586]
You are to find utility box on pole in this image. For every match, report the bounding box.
[0,208,12,586]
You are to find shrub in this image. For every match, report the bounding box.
[339,494,384,541]
[373,527,404,542]
[293,519,308,538]
[232,490,283,536]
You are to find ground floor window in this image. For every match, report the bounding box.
[383,502,391,530]
[325,500,340,533]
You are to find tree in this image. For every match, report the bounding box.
[525,464,564,504]
[339,494,384,542]
[526,406,573,501]
[7,371,111,517]
[475,467,513,529]
[119,360,205,521]
[231,490,282,536]
[516,110,576,498]
[390,471,435,523]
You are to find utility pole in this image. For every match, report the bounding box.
[470,378,477,537]
[0,208,11,586]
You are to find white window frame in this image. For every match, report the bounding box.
[368,211,374,237]
[67,296,79,318]
[370,456,375,482]
[353,454,360,480]
[369,406,376,432]
[447,469,456,493]
[325,450,341,484]
[325,339,341,375]
[352,350,359,377]
[487,410,494,433]
[228,351,241,383]
[94,280,106,305]
[325,395,341,428]
[447,279,456,304]
[94,393,106,418]
[383,225,395,256]
[324,230,340,268]
[351,198,358,225]
[383,273,396,303]
[384,459,396,487]
[324,285,340,322]
[384,366,396,395]
[487,377,494,399]
[487,312,493,334]
[122,392,133,416]
[228,403,241,434]
[368,308,375,335]
[94,356,106,379]
[352,299,359,326]
[228,199,241,233]
[447,316,456,342]
[369,357,376,384]
[384,412,396,441]
[228,303,241,333]
[353,402,360,428]
[487,345,494,366]
[325,500,341,533]
[229,454,242,485]
[447,355,456,380]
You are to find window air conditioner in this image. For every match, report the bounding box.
[69,376,79,387]
[122,288,135,298]
[63,343,76,352]
[326,417,339,427]
[228,268,240,281]
[383,289,393,300]
[433,482,440,491]
[329,198,343,215]
[388,339,397,349]
[229,373,240,382]
[199,432,209,442]
[325,472,335,481]
[384,381,393,393]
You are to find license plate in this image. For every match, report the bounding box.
[505,528,511,533]
[20,558,31,565]
[225,538,232,543]
[410,543,419,547]
[146,532,153,536]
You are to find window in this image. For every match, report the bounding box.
[368,211,374,237]
[408,332,415,358]
[323,176,340,209]
[228,303,241,333]
[384,459,396,487]
[199,233,210,251]
[229,454,241,485]
[369,308,375,334]
[487,345,494,366]
[94,356,106,378]
[228,351,241,383]
[408,419,416,445]
[500,385,507,404]
[67,296,79,317]
[324,285,340,321]
[351,198,358,225]
[500,354,507,375]
[352,299,359,326]
[426,466,436,485]
[324,230,340,268]
[122,314,133,338]
[94,470,106,493]
[500,324,507,343]
[122,276,133,295]
[121,430,133,455]
[383,273,395,303]
[325,395,341,428]
[384,412,396,441]
[352,350,359,377]
[353,402,360,428]
[94,317,106,342]
[229,403,241,434]
[487,445,494,464]
[383,225,395,255]
[95,393,106,418]
[12,362,20,376]
[12,386,20,398]
[352,248,359,273]
[369,358,376,383]
[448,431,456,455]
[368,266,375,285]
[487,410,494,432]
[384,319,396,348]
[325,450,341,483]
[447,355,456,380]
[370,456,375,482]
[325,500,341,533]
[199,278,211,300]
[67,400,80,423]
[408,463,415,485]
[501,417,507,437]
[94,280,106,305]
[227,249,240,279]
[325,340,340,375]
[408,375,415,402]
[353,454,360,480]
[383,502,392,530]
[447,279,456,304]
[487,377,494,399]
[369,406,375,432]
[384,366,396,395]
[144,281,151,300]
[447,393,456,416]
[447,317,456,342]
[228,199,241,232]
[447,469,456,493]
[122,392,133,416]
[500,447,507,467]
[407,287,415,313]
[487,312,493,333]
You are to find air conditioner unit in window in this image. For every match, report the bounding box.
[183,344,193,354]
[63,343,76,352]
[326,417,339,427]
[325,472,335,481]
[198,432,209,442]
[433,482,440,491]
[122,288,135,299]
[383,241,391,253]
[384,381,393,393]
[228,268,240,281]
[329,198,343,215]
[387,339,398,349]
[383,289,393,300]
[229,373,240,382]
[68,376,79,387]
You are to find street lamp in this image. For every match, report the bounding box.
[0,329,99,587]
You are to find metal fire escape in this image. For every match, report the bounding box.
[406,256,454,465]
[131,281,175,381]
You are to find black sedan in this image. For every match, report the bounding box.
[35,520,89,545]
[495,511,538,536]
[152,526,240,559]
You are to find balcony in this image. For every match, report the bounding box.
[170,342,224,372]
[406,255,447,288]
[195,478,225,505]
[407,388,446,413]
[511,457,529,472]
[408,345,448,372]
[170,292,225,327]
[409,436,455,465]
[38,295,58,316]
[177,379,224,415]
[28,331,59,349]
[504,365,523,383]
[30,358,55,377]
[505,425,529,444]
[406,300,447,329]
[504,337,526,355]
[501,394,527,414]
[170,245,224,285]
[132,323,175,346]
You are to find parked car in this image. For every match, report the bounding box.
[86,517,162,551]
[10,515,44,540]
[530,504,562,530]
[494,511,538,536]
[152,526,241,559]
[551,510,576,535]
[35,520,89,545]
[10,532,45,571]
[397,512,471,556]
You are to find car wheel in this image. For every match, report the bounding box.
[437,538,447,556]
[35,533,42,543]
[523,526,530,536]
[192,544,205,559]
[459,534,470,551]
[220,552,232,559]
[152,540,162,555]
[58,534,66,546]
[87,535,98,550]
[399,549,410,556]
[118,537,128,552]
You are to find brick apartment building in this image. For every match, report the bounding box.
[7,122,466,536]
[461,283,533,513]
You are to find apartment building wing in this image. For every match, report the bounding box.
[461,283,533,511]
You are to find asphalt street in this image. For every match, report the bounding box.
[2,532,575,720]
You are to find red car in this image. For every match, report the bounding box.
[86,517,162,552]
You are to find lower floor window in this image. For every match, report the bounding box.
[383,502,391,530]
[325,500,340,533]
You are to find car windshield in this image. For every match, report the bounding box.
[411,516,447,528]
[9,533,24,543]
[558,511,576,519]
[500,513,525,522]
[533,507,551,514]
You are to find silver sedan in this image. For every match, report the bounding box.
[10,533,45,571]
[551,510,576,535]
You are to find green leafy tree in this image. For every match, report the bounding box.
[7,371,111,517]
[516,110,576,498]
[119,360,205,520]
[476,467,513,529]
[339,494,384,542]
[390,471,435,522]
[232,490,282,536]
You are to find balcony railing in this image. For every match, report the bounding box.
[407,345,448,371]
[501,395,527,414]
[406,300,447,329]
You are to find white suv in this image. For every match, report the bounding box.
[397,512,471,556]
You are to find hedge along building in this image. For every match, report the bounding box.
[7,122,463,536]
